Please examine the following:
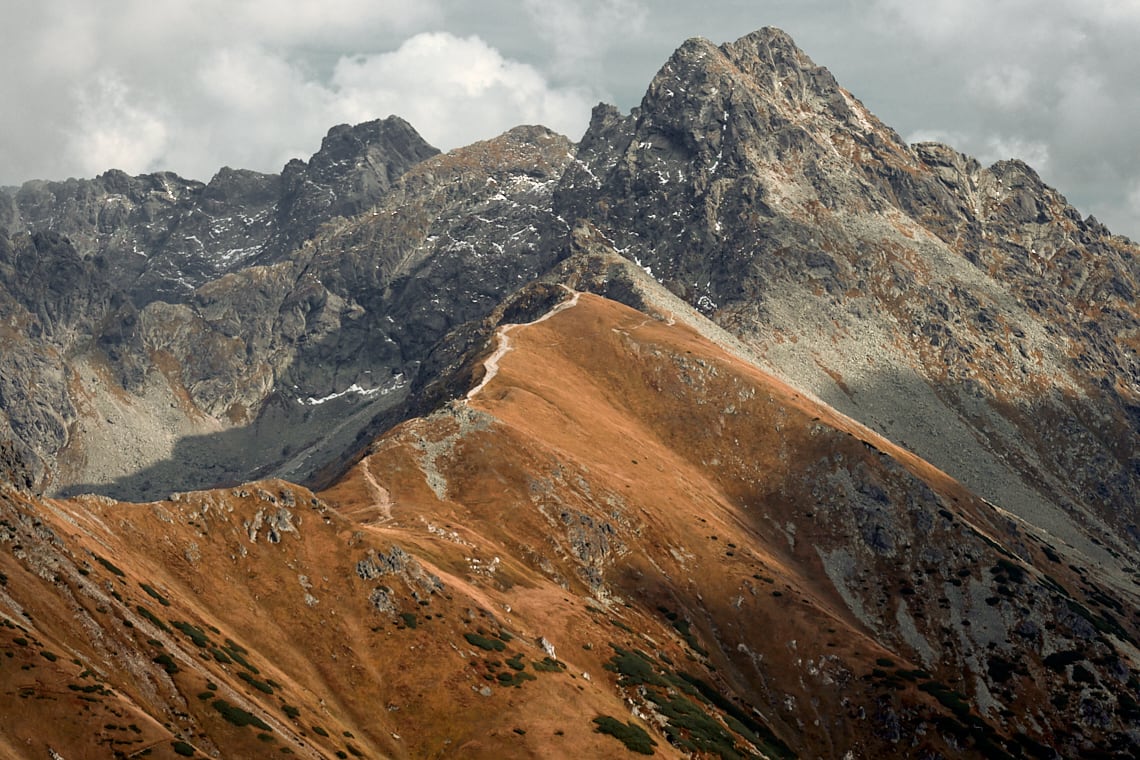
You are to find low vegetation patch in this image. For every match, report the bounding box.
[94,555,126,578]
[606,645,665,687]
[671,618,709,657]
[140,583,171,606]
[532,656,565,672]
[152,653,179,674]
[238,671,275,694]
[1043,650,1083,671]
[221,638,259,673]
[603,645,792,759]
[171,620,210,648]
[496,670,537,687]
[211,699,272,731]
[136,606,171,633]
[593,715,656,755]
[918,681,971,719]
[646,691,744,758]
[464,632,506,651]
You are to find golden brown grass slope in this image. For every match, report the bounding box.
[1,291,1137,758]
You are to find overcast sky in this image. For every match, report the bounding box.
[3,0,1139,240]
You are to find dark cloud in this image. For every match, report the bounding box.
[3,0,1138,239]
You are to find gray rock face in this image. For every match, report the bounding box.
[1,116,438,305]
[264,116,441,262]
[553,27,1140,562]
[0,120,571,500]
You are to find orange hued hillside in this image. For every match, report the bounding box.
[1,289,1137,758]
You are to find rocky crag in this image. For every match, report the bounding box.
[1,26,1139,758]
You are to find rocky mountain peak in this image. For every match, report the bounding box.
[718,25,839,98]
[306,115,439,185]
[267,116,440,259]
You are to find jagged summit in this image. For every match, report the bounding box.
[556,28,1140,567]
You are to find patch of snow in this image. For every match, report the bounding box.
[299,374,406,406]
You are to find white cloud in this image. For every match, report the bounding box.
[4,0,1140,240]
[522,0,647,78]
[9,6,596,183]
[906,129,969,147]
[977,136,1051,171]
[968,64,1033,110]
[869,0,986,45]
[907,128,1049,172]
[329,32,597,149]
[67,74,170,177]
[231,0,443,47]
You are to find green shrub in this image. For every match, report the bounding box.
[671,619,708,656]
[918,681,972,718]
[1043,650,1083,671]
[646,692,743,758]
[224,638,248,654]
[152,654,179,674]
[239,671,275,694]
[609,618,634,633]
[211,699,271,730]
[593,715,656,755]
[464,632,505,651]
[497,670,537,687]
[282,704,300,719]
[677,672,794,758]
[140,583,171,606]
[532,656,564,672]
[171,621,210,648]
[171,740,196,756]
[400,613,418,629]
[95,555,126,577]
[605,646,664,687]
[222,639,259,673]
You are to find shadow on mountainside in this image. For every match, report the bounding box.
[55,275,574,504]
[808,363,1139,565]
[56,387,412,502]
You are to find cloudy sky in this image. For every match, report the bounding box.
[3,0,1139,239]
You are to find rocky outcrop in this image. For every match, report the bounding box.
[264,116,440,260]
[0,122,574,500]
[554,27,1140,563]
[0,116,438,305]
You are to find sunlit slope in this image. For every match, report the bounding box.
[1,291,1137,758]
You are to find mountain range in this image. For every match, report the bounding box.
[0,27,1138,759]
